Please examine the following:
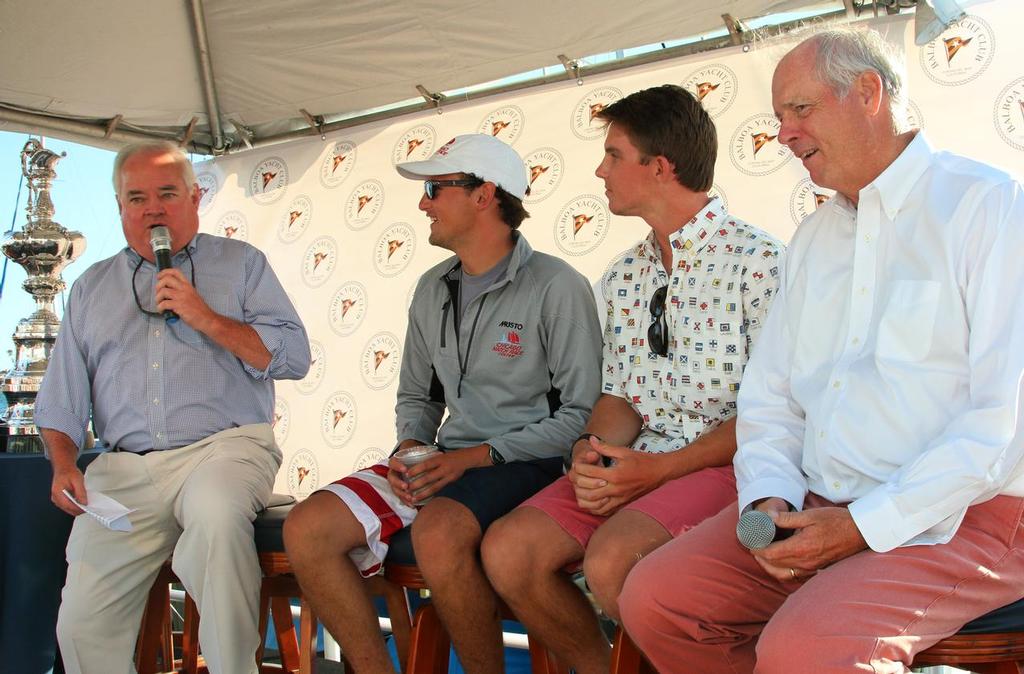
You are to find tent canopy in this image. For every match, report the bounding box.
[1,0,866,155]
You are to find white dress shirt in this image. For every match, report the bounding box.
[734,132,1024,552]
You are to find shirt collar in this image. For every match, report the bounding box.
[640,196,728,261]
[442,231,533,284]
[123,234,201,265]
[862,130,933,221]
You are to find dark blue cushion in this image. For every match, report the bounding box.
[253,497,295,553]
[385,525,417,566]
[959,597,1024,634]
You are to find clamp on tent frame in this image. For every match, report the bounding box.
[558,54,584,86]
[300,109,327,140]
[415,85,446,114]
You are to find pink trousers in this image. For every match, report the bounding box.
[619,492,1024,674]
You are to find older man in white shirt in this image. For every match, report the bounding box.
[618,27,1024,674]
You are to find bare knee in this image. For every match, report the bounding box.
[283,492,360,563]
[411,499,481,577]
[585,546,639,619]
[481,511,561,596]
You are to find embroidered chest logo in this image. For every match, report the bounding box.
[492,320,525,359]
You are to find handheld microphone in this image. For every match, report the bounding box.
[736,509,791,550]
[148,226,179,323]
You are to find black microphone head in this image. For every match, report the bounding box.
[736,509,776,550]
[149,226,172,253]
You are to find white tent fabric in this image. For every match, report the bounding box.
[0,0,839,153]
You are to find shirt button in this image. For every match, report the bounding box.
[833,481,841,489]
[153,398,160,405]
[152,362,160,369]
[156,432,163,439]
[833,380,841,389]
[864,234,871,243]
[852,337,860,345]
[819,431,825,439]
[154,329,161,337]
[859,287,867,295]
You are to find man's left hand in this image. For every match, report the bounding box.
[572,438,665,516]
[155,268,215,330]
[396,447,480,506]
[752,506,868,582]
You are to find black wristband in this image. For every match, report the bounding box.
[564,433,603,470]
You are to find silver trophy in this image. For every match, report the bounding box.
[0,139,86,452]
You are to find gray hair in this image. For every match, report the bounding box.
[112,141,196,194]
[803,28,909,132]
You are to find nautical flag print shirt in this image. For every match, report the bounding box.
[600,197,784,454]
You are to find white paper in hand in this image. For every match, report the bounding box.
[62,489,136,532]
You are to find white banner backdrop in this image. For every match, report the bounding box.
[195,6,1024,499]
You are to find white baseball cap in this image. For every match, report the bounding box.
[396,134,529,200]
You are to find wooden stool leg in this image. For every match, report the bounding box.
[406,603,450,674]
[256,587,272,671]
[527,636,570,674]
[272,596,301,673]
[379,579,413,669]
[135,570,172,674]
[298,595,318,674]
[181,593,201,674]
[610,627,656,674]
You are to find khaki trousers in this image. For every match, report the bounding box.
[620,493,1024,674]
[56,424,281,674]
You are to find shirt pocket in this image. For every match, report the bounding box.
[170,291,229,346]
[875,280,940,363]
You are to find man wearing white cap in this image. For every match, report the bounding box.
[284,134,602,673]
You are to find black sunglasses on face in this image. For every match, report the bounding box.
[423,179,483,200]
[648,284,669,357]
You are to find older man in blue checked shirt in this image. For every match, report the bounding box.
[35,141,310,674]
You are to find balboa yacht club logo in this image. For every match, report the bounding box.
[278,195,313,244]
[905,99,925,130]
[392,124,437,165]
[295,339,326,395]
[216,210,248,241]
[301,236,338,288]
[729,114,791,177]
[681,64,738,118]
[319,140,358,189]
[571,87,622,140]
[360,332,401,390]
[248,156,288,205]
[373,223,416,277]
[554,195,610,257]
[287,449,320,499]
[344,179,385,231]
[709,183,729,213]
[272,396,290,447]
[328,281,368,337]
[523,147,565,204]
[994,77,1024,152]
[196,172,219,216]
[353,447,388,472]
[789,178,835,225]
[320,391,358,448]
[920,15,994,87]
[478,105,525,145]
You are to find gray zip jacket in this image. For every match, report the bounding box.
[395,234,602,462]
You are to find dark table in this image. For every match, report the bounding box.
[0,450,99,674]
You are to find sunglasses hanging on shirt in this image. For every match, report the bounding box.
[648,284,670,357]
[132,247,196,321]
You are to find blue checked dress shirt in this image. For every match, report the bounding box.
[35,234,310,453]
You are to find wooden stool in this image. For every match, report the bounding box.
[913,597,1024,674]
[136,496,416,674]
[609,627,656,674]
[382,527,568,674]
